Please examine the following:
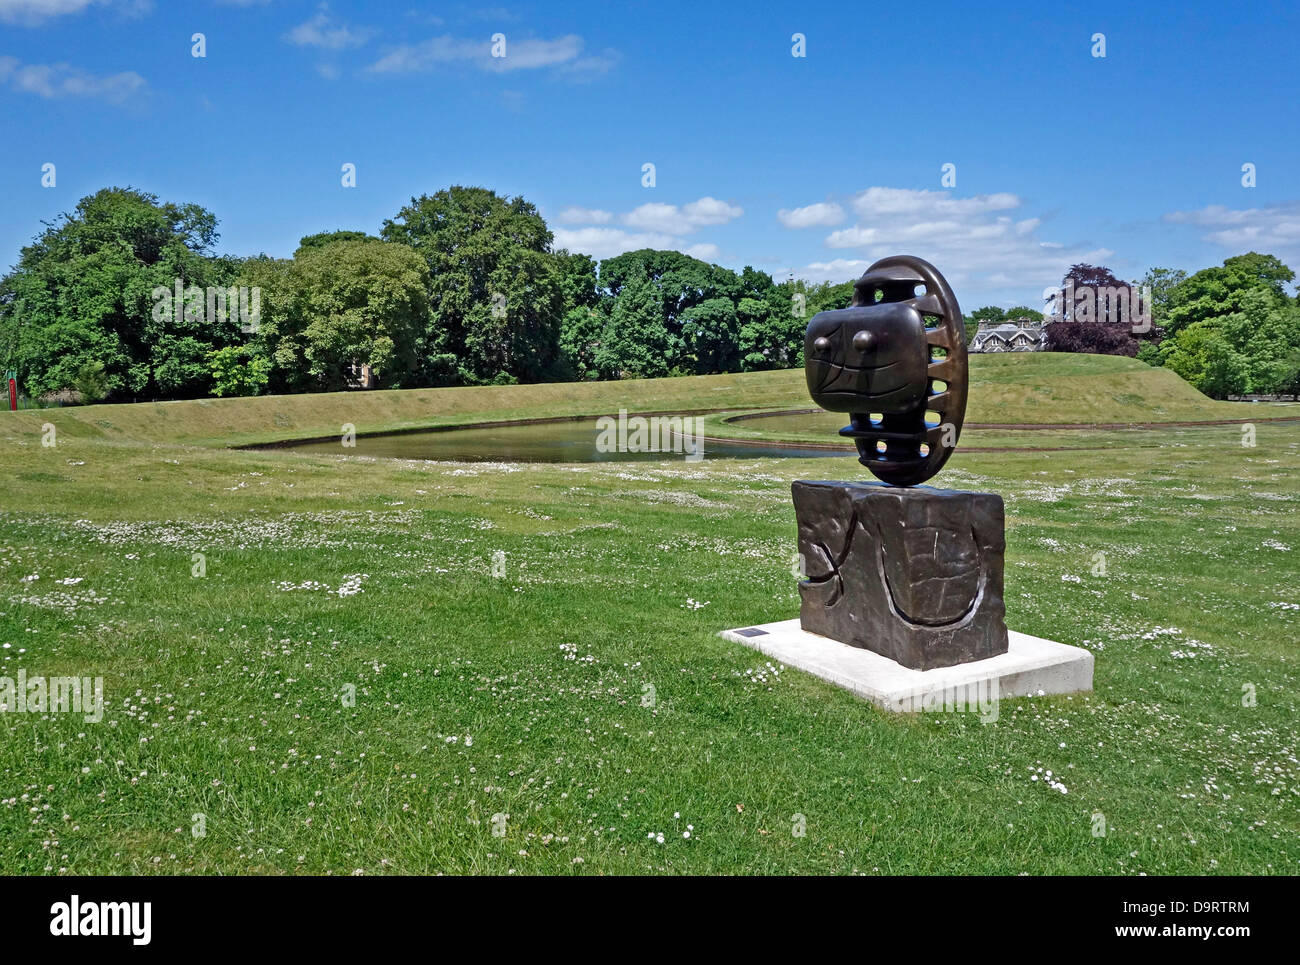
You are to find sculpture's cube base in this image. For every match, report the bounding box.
[794,480,1008,671]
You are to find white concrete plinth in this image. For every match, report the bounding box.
[719,619,1093,713]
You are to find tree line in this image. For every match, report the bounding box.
[0,186,845,403]
[2,185,1296,403]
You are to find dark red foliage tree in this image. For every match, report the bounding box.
[1044,320,1138,356]
[1044,263,1140,355]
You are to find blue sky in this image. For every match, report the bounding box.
[2,0,1298,308]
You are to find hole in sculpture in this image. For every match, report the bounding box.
[919,443,931,457]
[924,410,941,427]
[914,284,927,298]
[869,412,883,424]
[931,345,948,359]
[873,288,884,303]
[875,440,887,453]
[931,379,948,394]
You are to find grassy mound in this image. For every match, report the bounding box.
[0,353,1269,453]
[1,370,808,448]
[965,353,1257,424]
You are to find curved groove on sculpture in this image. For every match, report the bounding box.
[874,523,988,630]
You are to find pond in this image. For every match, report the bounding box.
[281,417,852,463]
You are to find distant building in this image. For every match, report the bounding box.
[346,363,378,389]
[969,317,1045,353]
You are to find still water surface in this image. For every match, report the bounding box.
[283,418,850,463]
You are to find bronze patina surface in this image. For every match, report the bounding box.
[795,256,1008,668]
[803,255,968,487]
[794,481,1008,670]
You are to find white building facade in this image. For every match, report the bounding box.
[968,319,1046,353]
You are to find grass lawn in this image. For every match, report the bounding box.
[0,355,1296,874]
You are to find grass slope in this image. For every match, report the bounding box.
[0,354,1268,451]
[965,353,1260,424]
[3,370,807,449]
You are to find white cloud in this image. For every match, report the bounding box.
[285,5,375,50]
[622,197,743,234]
[491,35,583,70]
[462,6,515,21]
[0,55,144,102]
[556,206,612,225]
[553,196,740,261]
[683,243,720,260]
[1165,201,1300,260]
[0,0,150,24]
[0,0,102,24]
[781,186,1110,297]
[552,227,679,260]
[795,258,873,282]
[777,201,844,229]
[557,49,620,79]
[367,33,609,76]
[824,225,880,247]
[679,197,742,226]
[850,186,1019,218]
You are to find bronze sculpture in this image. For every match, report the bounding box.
[794,256,1007,670]
[803,255,968,486]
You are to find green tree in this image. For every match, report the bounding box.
[1160,321,1251,398]
[559,304,609,380]
[802,279,855,316]
[1136,267,1188,329]
[207,345,271,397]
[1220,252,1294,296]
[69,360,110,404]
[553,250,601,314]
[295,230,379,255]
[599,248,723,307]
[598,249,736,371]
[1003,306,1044,321]
[0,187,239,401]
[239,239,427,392]
[596,251,794,376]
[595,270,673,379]
[553,250,605,380]
[1152,272,1300,398]
[231,257,305,393]
[381,186,563,384]
[968,306,1006,325]
[680,297,740,373]
[1164,252,1295,336]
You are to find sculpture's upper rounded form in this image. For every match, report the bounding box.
[803,255,968,486]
